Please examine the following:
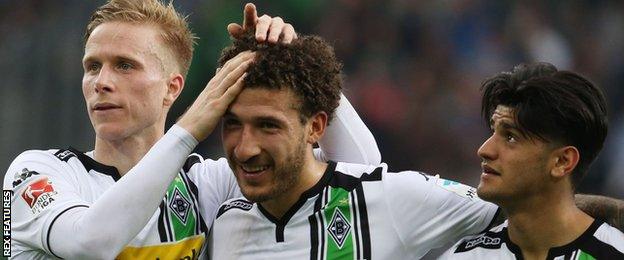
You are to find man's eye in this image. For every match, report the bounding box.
[87,63,100,72]
[260,122,278,129]
[118,62,133,71]
[506,134,517,143]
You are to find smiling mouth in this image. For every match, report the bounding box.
[240,165,270,174]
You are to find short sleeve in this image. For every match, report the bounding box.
[384,171,498,256]
[4,150,90,256]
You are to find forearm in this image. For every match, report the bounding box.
[317,93,381,165]
[576,194,624,231]
[48,125,198,259]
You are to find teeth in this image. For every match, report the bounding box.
[241,165,269,173]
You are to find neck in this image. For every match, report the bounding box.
[261,151,327,219]
[93,124,164,176]
[505,190,593,260]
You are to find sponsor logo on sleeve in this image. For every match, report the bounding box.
[12,168,40,188]
[21,177,57,214]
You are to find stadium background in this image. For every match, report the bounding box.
[1,1,623,253]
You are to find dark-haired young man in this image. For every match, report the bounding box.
[441,63,624,259]
[209,32,500,259]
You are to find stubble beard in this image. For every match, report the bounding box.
[234,140,307,203]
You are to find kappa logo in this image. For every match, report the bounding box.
[455,233,503,252]
[21,177,57,214]
[12,168,40,188]
[169,187,191,225]
[327,208,351,248]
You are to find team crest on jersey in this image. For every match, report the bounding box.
[12,168,40,188]
[169,187,192,225]
[455,233,503,252]
[21,177,58,214]
[327,208,351,248]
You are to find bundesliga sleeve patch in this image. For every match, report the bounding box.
[435,177,477,200]
[21,177,58,214]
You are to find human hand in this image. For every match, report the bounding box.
[227,3,297,44]
[177,51,254,141]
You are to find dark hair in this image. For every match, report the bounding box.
[481,62,608,188]
[218,32,343,124]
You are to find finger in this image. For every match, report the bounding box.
[221,73,247,104]
[215,59,253,95]
[267,17,285,43]
[255,14,271,42]
[211,51,254,86]
[281,23,296,44]
[243,3,257,30]
[227,23,244,39]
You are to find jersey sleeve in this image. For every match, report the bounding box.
[5,124,199,259]
[383,171,498,255]
[3,150,90,257]
[186,157,242,226]
[314,93,381,165]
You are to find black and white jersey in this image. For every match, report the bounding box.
[210,161,499,259]
[5,147,239,259]
[440,220,624,259]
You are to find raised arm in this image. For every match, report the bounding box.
[46,52,252,259]
[315,94,382,165]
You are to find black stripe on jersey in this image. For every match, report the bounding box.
[310,186,330,260]
[47,204,89,259]
[179,171,207,235]
[68,147,121,181]
[579,235,624,258]
[309,213,320,260]
[547,220,624,259]
[331,165,383,192]
[355,184,371,259]
[158,199,172,242]
[182,154,201,173]
[351,190,362,260]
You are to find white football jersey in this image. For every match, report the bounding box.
[440,220,624,259]
[210,161,499,259]
[5,148,239,259]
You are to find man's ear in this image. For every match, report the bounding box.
[164,73,184,107]
[550,146,580,179]
[306,111,328,145]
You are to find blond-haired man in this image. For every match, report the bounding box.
[3,1,380,259]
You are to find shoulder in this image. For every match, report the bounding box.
[587,222,624,256]
[215,198,255,219]
[441,222,513,259]
[4,149,77,189]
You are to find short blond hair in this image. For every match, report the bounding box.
[85,0,196,76]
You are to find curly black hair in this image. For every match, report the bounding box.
[218,32,343,124]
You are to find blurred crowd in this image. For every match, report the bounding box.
[1,0,623,196]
